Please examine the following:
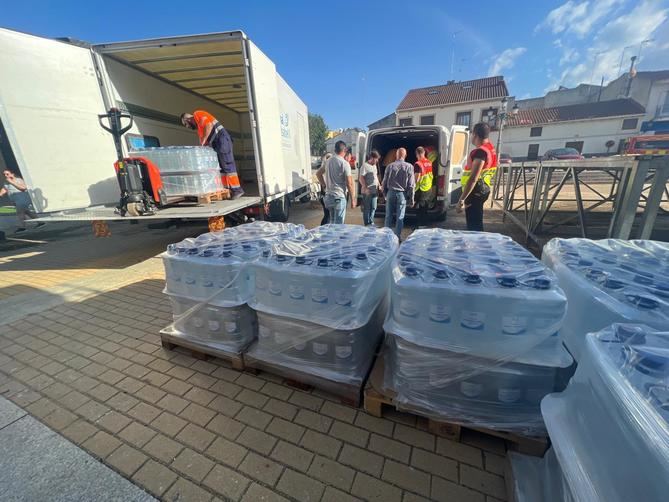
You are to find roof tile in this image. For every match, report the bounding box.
[397,76,509,111]
[506,98,645,127]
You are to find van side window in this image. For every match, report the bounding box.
[126,134,161,150]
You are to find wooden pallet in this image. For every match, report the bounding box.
[196,189,231,204]
[159,331,244,371]
[244,355,363,407]
[364,353,549,457]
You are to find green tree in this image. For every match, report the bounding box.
[308,113,328,156]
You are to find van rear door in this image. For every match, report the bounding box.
[447,126,469,204]
[0,29,119,212]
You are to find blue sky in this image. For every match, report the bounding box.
[3,0,668,129]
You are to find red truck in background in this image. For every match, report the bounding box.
[623,135,669,156]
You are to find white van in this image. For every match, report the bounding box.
[0,28,313,222]
[361,125,470,221]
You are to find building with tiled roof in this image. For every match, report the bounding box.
[394,77,510,137]
[503,98,646,160]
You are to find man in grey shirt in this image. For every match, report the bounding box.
[382,147,415,237]
[316,140,356,224]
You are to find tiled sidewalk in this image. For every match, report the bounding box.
[0,276,508,502]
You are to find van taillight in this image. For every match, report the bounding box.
[437,175,446,196]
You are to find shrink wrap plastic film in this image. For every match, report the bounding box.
[542,238,669,361]
[541,324,669,502]
[244,297,387,386]
[131,146,223,197]
[161,222,305,353]
[508,449,575,502]
[248,224,399,330]
[382,229,571,435]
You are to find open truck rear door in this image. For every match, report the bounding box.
[0,29,119,213]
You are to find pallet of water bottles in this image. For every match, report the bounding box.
[363,345,550,456]
[159,221,399,404]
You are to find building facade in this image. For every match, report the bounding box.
[503,99,646,160]
[394,76,510,145]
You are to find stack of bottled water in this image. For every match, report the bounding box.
[536,324,669,501]
[507,448,575,502]
[245,224,399,391]
[542,238,669,361]
[161,221,305,354]
[131,146,222,197]
[383,229,571,435]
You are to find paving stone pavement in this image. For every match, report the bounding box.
[0,207,510,502]
[0,395,154,501]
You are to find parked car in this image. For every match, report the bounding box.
[499,153,512,165]
[542,148,584,161]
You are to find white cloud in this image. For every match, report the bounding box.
[559,47,579,66]
[536,0,624,38]
[488,47,527,76]
[545,0,669,91]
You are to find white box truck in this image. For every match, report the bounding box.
[0,28,313,222]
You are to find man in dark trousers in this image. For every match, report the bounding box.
[181,110,244,199]
[456,122,498,231]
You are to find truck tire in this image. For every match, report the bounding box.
[267,196,290,222]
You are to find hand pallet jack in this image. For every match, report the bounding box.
[98,108,166,217]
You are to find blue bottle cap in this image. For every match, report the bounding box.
[222,250,232,258]
[578,259,593,267]
[533,277,552,289]
[276,254,289,262]
[317,258,329,267]
[262,250,270,258]
[200,250,214,257]
[604,278,625,290]
[586,269,607,281]
[497,276,518,288]
[634,275,654,286]
[463,274,482,284]
[626,294,659,310]
[433,269,449,279]
[405,267,420,277]
[341,261,353,269]
[295,256,306,264]
[356,253,367,260]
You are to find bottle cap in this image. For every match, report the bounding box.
[463,273,481,284]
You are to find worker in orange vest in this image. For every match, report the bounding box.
[180,110,244,199]
[456,122,497,231]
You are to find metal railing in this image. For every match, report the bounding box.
[490,156,669,243]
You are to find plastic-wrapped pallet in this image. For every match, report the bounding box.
[245,297,387,394]
[249,224,399,329]
[161,221,305,354]
[507,448,575,502]
[542,238,669,360]
[383,229,570,435]
[131,146,223,197]
[384,334,573,435]
[541,324,669,502]
[245,224,399,398]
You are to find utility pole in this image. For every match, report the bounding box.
[637,38,654,60]
[597,75,604,102]
[617,45,635,77]
[625,56,637,97]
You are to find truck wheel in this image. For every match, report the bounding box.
[267,196,290,222]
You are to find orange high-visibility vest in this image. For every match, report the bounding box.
[193,110,217,145]
[462,141,498,187]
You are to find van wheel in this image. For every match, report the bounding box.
[267,196,290,222]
